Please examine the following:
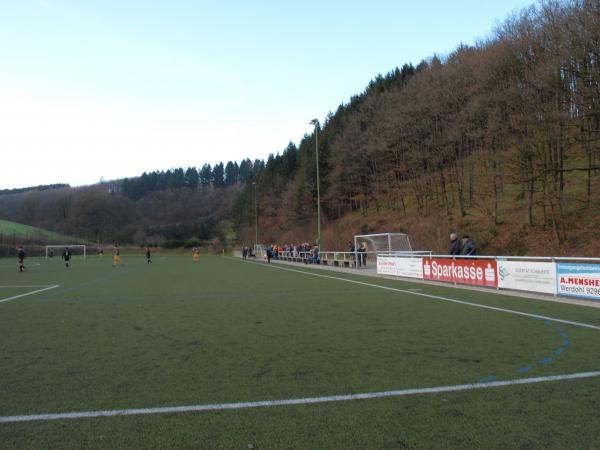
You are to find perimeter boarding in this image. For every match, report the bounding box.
[375,254,600,302]
[248,247,600,304]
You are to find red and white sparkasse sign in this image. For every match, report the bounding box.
[422,258,498,288]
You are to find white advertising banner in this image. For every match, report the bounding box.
[377,256,423,279]
[497,261,556,295]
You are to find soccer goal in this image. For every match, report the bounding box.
[45,245,87,259]
[354,233,413,254]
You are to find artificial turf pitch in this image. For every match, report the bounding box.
[1,255,600,449]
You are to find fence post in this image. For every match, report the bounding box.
[552,257,557,297]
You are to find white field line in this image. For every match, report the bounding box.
[0,285,60,304]
[241,259,600,332]
[1,371,599,423]
[0,285,56,288]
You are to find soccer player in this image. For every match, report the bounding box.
[62,247,72,268]
[192,247,200,262]
[112,244,121,267]
[16,245,26,272]
[145,247,152,264]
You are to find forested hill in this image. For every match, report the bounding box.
[2,0,600,256]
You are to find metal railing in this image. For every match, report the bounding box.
[419,254,600,262]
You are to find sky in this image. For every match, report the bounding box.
[0,0,535,189]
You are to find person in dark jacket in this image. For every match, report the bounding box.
[17,246,26,272]
[449,233,461,255]
[461,235,476,256]
[266,247,273,264]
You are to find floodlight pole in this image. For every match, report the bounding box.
[310,118,321,250]
[253,182,258,254]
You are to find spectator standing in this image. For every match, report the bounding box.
[461,235,477,255]
[358,242,367,267]
[449,233,461,255]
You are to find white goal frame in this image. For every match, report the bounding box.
[45,245,86,259]
[354,233,413,254]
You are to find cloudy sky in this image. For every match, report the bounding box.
[0,0,534,189]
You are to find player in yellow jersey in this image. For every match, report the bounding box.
[112,244,121,267]
[192,247,200,262]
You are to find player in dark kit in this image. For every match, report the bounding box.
[17,246,26,272]
[62,247,72,268]
[145,247,152,264]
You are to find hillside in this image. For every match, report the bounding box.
[0,219,84,243]
[233,0,600,257]
[1,0,599,257]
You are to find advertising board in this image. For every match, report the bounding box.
[556,263,600,300]
[422,258,498,288]
[377,256,423,279]
[497,261,556,295]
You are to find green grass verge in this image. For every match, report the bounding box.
[1,256,599,449]
[0,219,82,243]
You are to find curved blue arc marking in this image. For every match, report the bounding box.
[478,318,570,383]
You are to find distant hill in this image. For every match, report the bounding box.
[0,183,69,196]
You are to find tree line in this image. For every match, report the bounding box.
[120,159,263,200]
[235,0,600,253]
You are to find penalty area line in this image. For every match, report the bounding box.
[0,285,57,289]
[1,371,599,423]
[0,285,60,304]
[239,259,600,332]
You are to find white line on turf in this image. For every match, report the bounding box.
[1,371,599,423]
[241,259,600,331]
[0,285,56,288]
[0,285,60,304]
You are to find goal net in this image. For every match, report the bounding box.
[354,233,413,254]
[45,245,87,258]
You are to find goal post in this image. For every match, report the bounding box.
[354,233,413,254]
[45,245,87,259]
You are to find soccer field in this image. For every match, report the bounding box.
[1,255,600,449]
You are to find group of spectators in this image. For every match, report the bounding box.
[347,241,368,267]
[241,246,256,259]
[448,233,476,256]
[242,233,477,267]
[264,243,319,264]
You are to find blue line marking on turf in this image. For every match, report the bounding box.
[477,318,571,382]
[477,375,497,383]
